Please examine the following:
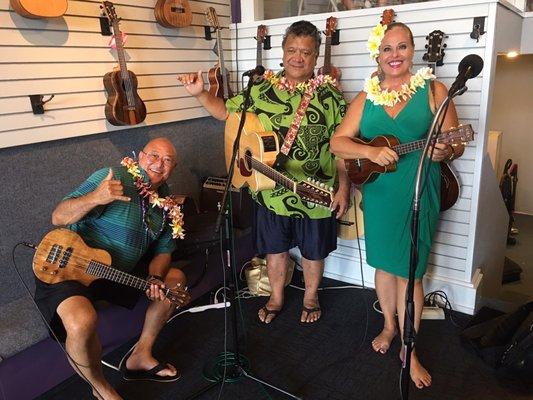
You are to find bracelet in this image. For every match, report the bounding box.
[447,145,457,162]
[147,274,164,282]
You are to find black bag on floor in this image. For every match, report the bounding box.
[460,302,533,380]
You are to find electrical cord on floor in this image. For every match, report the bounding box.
[424,289,460,326]
[12,242,104,400]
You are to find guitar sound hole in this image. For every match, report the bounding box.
[171,7,185,13]
[243,150,252,172]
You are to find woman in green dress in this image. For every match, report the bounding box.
[331,22,464,389]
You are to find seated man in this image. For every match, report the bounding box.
[35,137,190,400]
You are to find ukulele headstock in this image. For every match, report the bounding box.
[101,1,120,25]
[441,124,475,145]
[256,24,267,43]
[423,30,448,67]
[380,9,396,26]
[205,7,220,31]
[325,16,338,37]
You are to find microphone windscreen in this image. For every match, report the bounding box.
[459,54,484,79]
[256,65,265,75]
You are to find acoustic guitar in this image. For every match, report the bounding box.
[33,229,185,305]
[225,112,334,208]
[344,124,474,210]
[102,1,146,126]
[154,0,192,29]
[205,7,232,100]
[10,0,67,19]
[318,16,341,82]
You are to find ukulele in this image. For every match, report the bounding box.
[205,7,233,100]
[33,229,187,305]
[154,0,192,29]
[345,124,473,179]
[225,112,334,208]
[255,25,267,74]
[102,1,146,126]
[10,0,67,18]
[318,17,341,82]
[423,30,448,71]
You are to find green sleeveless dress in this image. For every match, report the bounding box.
[360,81,440,279]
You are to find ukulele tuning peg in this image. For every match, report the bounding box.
[329,187,334,192]
[320,183,325,188]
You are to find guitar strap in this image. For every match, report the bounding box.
[274,90,314,169]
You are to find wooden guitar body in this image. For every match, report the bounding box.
[154,0,192,28]
[10,0,67,18]
[344,135,400,185]
[103,69,147,126]
[33,229,110,286]
[207,64,233,100]
[225,112,279,192]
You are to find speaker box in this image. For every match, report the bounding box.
[200,177,252,230]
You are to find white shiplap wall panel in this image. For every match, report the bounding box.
[0,0,232,148]
[231,1,496,293]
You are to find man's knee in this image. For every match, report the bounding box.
[57,296,98,338]
[165,268,187,286]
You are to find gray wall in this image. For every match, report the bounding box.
[0,117,226,306]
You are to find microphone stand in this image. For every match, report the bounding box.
[400,85,467,400]
[185,74,302,400]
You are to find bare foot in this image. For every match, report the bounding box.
[258,297,283,324]
[410,355,432,389]
[126,349,177,378]
[372,326,397,354]
[300,298,321,323]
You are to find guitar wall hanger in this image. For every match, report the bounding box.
[327,29,340,46]
[99,13,112,36]
[29,94,54,115]
[470,17,486,42]
[257,35,271,50]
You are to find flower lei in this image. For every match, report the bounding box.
[121,157,185,239]
[367,22,387,59]
[263,69,336,95]
[364,67,435,107]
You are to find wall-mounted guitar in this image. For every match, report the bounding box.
[101,1,146,126]
[255,24,268,75]
[422,29,461,211]
[344,124,475,211]
[225,113,334,208]
[205,7,233,101]
[10,0,67,18]
[318,16,341,82]
[154,0,192,28]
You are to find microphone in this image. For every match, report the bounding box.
[243,65,265,78]
[449,54,484,95]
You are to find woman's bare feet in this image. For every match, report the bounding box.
[371,326,397,354]
[399,348,432,389]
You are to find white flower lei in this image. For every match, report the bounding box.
[363,67,435,107]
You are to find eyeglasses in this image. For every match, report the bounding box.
[142,151,176,167]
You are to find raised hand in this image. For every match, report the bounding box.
[92,168,130,205]
[367,146,399,166]
[177,70,205,97]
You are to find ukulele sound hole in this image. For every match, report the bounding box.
[171,7,185,13]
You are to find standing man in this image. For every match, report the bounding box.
[36,138,190,400]
[178,21,349,324]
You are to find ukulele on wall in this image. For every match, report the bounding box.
[318,16,341,82]
[10,0,67,18]
[154,0,192,29]
[101,1,146,126]
[255,25,268,74]
[423,30,448,72]
[205,7,233,101]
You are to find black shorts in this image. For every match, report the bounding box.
[252,203,337,260]
[34,278,142,342]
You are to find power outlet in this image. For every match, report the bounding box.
[422,306,445,320]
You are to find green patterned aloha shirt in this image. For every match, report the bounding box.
[226,70,347,219]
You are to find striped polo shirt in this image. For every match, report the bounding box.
[65,166,176,273]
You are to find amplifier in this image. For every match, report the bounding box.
[200,177,252,229]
